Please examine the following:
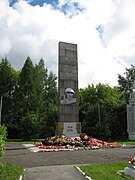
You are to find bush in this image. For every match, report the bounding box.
[0,125,7,160]
[0,163,23,180]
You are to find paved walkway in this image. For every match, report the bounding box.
[24,165,86,180]
[4,143,135,179]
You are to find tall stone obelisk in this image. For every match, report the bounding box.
[56,42,81,137]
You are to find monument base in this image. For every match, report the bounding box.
[128,132,135,140]
[55,122,81,138]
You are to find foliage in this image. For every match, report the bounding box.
[0,125,7,160]
[79,83,127,140]
[0,57,131,140]
[0,57,58,140]
[80,162,128,180]
[19,112,41,140]
[118,64,135,101]
[0,163,23,180]
[0,58,17,96]
[36,60,58,138]
[0,58,18,128]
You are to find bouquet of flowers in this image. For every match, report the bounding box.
[129,157,135,169]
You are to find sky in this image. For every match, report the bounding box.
[1,0,135,88]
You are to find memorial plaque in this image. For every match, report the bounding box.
[56,42,81,137]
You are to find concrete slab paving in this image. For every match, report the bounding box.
[23,144,40,152]
[24,165,87,180]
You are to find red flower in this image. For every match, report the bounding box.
[129,158,135,165]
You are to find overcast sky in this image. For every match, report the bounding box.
[1,0,135,88]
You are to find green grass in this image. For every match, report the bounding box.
[0,163,23,180]
[6,139,42,144]
[119,141,135,145]
[80,162,133,180]
[6,140,33,144]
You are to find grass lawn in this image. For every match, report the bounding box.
[80,162,133,180]
[0,163,23,180]
[119,141,135,145]
[6,139,42,144]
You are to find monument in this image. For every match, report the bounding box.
[127,82,135,140]
[55,42,81,137]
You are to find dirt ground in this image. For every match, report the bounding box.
[3,144,135,168]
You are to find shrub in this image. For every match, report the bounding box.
[0,125,7,160]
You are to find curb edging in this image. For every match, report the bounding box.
[74,166,92,180]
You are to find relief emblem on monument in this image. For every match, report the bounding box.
[61,88,77,105]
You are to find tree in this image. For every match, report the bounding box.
[0,58,17,96]
[79,83,126,140]
[39,67,58,137]
[0,58,18,130]
[118,65,135,100]
[15,57,42,139]
[0,57,58,139]
[35,58,48,116]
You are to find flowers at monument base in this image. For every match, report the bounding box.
[34,142,42,146]
[34,134,120,151]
